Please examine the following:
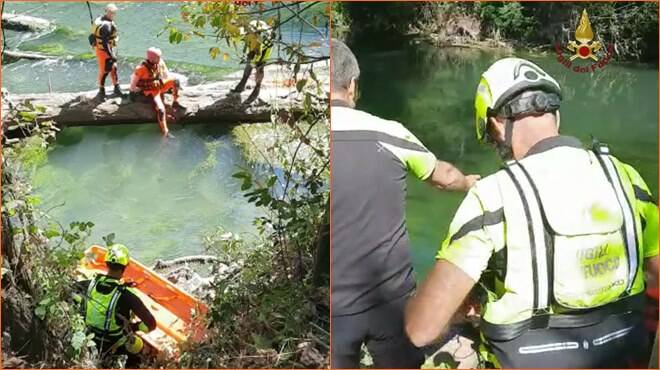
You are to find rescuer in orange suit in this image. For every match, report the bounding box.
[90,3,122,100]
[129,47,185,137]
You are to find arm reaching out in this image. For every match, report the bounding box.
[405,260,476,347]
[125,290,157,332]
[426,160,480,191]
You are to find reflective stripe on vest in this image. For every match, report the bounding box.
[592,145,639,293]
[85,276,124,335]
[104,288,122,332]
[504,161,550,310]
[484,145,638,327]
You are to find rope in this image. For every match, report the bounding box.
[86,1,94,24]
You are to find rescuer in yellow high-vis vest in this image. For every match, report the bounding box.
[76,244,156,367]
[405,57,659,368]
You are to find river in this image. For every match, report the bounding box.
[352,40,659,280]
[3,2,328,263]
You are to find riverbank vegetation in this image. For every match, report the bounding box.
[2,1,329,368]
[162,2,329,367]
[2,103,99,368]
[334,2,658,63]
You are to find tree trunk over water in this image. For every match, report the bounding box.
[1,63,328,128]
[3,49,53,63]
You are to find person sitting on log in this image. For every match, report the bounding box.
[129,47,185,137]
[231,20,274,104]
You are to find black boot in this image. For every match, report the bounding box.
[113,84,124,97]
[97,87,106,101]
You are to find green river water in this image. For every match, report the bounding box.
[353,40,659,280]
[3,2,327,263]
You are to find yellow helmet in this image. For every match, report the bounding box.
[475,57,562,144]
[125,335,144,354]
[104,244,130,266]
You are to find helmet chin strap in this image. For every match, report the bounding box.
[496,118,515,161]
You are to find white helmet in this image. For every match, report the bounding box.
[474,57,562,143]
[105,3,118,13]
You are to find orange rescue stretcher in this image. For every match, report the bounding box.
[77,245,208,357]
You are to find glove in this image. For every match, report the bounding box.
[130,321,150,333]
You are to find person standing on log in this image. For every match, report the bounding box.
[231,20,273,105]
[90,3,122,100]
[129,47,184,138]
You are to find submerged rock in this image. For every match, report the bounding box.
[2,13,52,32]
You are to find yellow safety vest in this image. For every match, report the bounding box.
[91,16,117,50]
[437,139,658,366]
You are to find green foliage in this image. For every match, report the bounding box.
[331,2,350,39]
[164,1,329,66]
[176,52,329,369]
[341,2,423,38]
[477,2,537,41]
[2,106,99,367]
[340,2,658,62]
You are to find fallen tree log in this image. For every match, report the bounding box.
[2,49,55,63]
[2,13,51,32]
[2,63,329,128]
[152,255,222,270]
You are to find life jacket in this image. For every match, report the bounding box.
[135,61,163,92]
[472,142,648,367]
[90,16,118,50]
[84,275,127,338]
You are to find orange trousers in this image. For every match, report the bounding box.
[143,79,178,135]
[95,47,118,87]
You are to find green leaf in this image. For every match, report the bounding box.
[71,330,86,351]
[209,47,220,59]
[39,297,52,306]
[102,233,116,246]
[19,111,37,121]
[241,174,252,191]
[296,79,308,92]
[35,306,46,320]
[251,333,272,350]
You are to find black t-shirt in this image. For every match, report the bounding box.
[331,101,438,316]
[76,276,157,338]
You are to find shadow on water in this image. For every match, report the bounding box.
[354,41,658,279]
